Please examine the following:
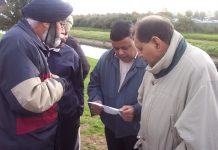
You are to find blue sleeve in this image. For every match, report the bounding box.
[0,36,40,114]
[88,58,104,102]
[132,103,141,121]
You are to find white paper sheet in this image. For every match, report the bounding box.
[88,102,121,115]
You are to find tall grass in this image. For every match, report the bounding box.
[80,57,107,150]
[183,33,218,42]
[70,30,110,42]
[187,39,218,57]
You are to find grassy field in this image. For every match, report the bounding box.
[70,30,110,42]
[71,28,218,57]
[80,57,107,150]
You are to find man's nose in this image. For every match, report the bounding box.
[117,49,125,56]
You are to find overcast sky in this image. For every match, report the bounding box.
[64,0,217,16]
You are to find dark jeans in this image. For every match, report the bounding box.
[105,127,138,150]
[55,114,80,150]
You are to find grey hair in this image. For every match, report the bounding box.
[26,18,40,27]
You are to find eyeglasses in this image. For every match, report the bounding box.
[58,21,67,28]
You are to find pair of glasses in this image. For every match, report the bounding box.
[113,44,132,51]
[59,21,67,28]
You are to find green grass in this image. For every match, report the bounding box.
[183,33,218,42]
[81,57,104,136]
[187,39,218,57]
[80,57,107,150]
[70,30,110,42]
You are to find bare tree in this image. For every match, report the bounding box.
[0,0,30,30]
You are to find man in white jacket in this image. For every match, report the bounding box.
[134,15,218,150]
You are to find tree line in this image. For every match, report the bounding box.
[1,0,218,34]
[74,11,218,34]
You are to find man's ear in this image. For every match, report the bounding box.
[151,36,161,49]
[41,22,50,29]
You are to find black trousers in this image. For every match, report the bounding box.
[55,114,80,150]
[105,127,138,150]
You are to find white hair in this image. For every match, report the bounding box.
[26,18,40,27]
[64,15,73,33]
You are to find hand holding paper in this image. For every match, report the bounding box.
[119,105,134,122]
[89,101,103,116]
[88,102,121,115]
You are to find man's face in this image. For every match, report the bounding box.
[112,37,137,63]
[41,21,67,48]
[134,35,158,67]
[53,21,68,48]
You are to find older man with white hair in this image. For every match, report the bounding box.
[64,15,90,79]
[48,15,85,150]
[0,0,72,149]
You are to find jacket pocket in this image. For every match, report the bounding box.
[170,114,182,149]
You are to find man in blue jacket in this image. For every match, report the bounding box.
[88,21,147,150]
[48,15,84,150]
[0,0,72,149]
[64,15,90,79]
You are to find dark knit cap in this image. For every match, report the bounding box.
[22,0,73,23]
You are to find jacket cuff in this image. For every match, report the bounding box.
[53,77,68,92]
[133,103,141,122]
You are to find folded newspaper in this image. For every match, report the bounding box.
[88,102,121,115]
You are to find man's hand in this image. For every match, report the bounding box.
[90,100,103,116]
[120,105,134,122]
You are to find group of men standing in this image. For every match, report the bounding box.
[1,0,218,150]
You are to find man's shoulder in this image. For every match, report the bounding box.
[135,57,147,68]
[100,49,112,60]
[61,44,79,58]
[2,25,26,42]
[0,26,35,55]
[66,36,79,49]
[67,36,77,42]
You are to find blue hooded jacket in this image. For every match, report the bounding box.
[88,50,147,138]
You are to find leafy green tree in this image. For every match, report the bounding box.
[174,16,195,32]
[157,11,173,20]
[0,0,30,30]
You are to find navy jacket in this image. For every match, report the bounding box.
[88,50,147,138]
[66,36,90,79]
[0,19,65,150]
[48,45,84,118]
